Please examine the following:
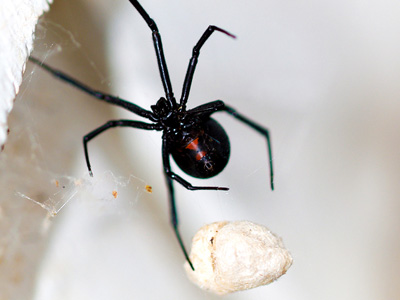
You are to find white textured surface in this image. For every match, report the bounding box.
[0,2,52,299]
[185,221,292,295]
[0,0,51,148]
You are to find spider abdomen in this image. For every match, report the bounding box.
[170,118,230,179]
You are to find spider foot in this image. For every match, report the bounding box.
[186,185,229,191]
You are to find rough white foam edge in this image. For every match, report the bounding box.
[0,0,52,149]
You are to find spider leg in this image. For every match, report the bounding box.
[189,100,274,190]
[83,120,162,176]
[186,99,225,115]
[180,26,236,110]
[29,57,155,121]
[165,175,194,271]
[128,0,175,104]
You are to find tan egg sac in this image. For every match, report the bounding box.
[184,221,292,295]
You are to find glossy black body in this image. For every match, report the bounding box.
[170,118,230,178]
[29,0,273,271]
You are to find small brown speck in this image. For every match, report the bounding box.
[55,180,59,188]
[145,185,152,193]
[112,190,118,198]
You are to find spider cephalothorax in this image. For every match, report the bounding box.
[151,97,175,121]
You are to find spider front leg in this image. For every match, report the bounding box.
[83,120,162,176]
[128,0,174,102]
[180,26,236,110]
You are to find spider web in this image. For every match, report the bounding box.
[0,18,150,300]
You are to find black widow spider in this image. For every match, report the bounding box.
[29,0,274,271]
